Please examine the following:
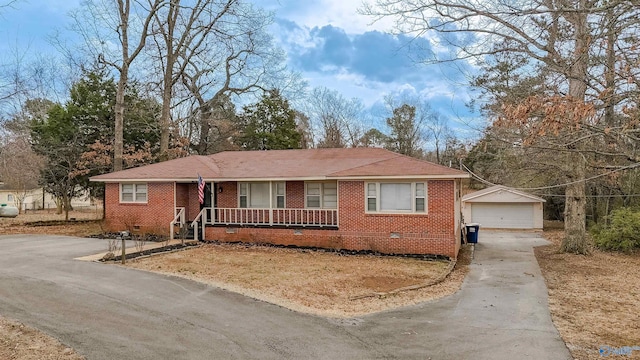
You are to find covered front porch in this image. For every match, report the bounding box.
[171,180,339,240]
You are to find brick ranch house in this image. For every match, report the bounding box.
[91,148,469,258]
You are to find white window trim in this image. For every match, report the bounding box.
[238,182,286,209]
[364,181,428,214]
[304,181,337,209]
[274,182,286,209]
[119,183,148,204]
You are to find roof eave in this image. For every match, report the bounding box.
[327,174,470,180]
[91,174,470,183]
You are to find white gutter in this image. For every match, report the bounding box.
[91,173,469,183]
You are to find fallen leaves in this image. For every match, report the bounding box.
[0,317,84,360]
[536,230,640,359]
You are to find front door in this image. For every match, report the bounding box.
[202,182,213,224]
[202,182,212,209]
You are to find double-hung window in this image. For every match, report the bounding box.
[305,182,337,209]
[365,182,427,213]
[120,183,147,203]
[275,182,286,208]
[239,182,285,208]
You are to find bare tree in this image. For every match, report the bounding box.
[70,0,163,171]
[294,110,313,149]
[382,94,436,158]
[0,1,18,9]
[0,109,44,212]
[424,111,451,164]
[362,0,640,254]
[165,1,299,154]
[151,0,241,159]
[306,87,363,148]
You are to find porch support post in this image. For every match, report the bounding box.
[269,181,273,226]
[172,181,177,237]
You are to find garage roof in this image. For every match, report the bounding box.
[462,185,546,203]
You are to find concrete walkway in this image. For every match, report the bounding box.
[74,238,199,262]
[0,232,571,359]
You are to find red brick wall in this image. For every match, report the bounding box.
[187,184,200,221]
[105,179,460,257]
[454,179,462,256]
[174,183,201,221]
[285,181,304,208]
[175,183,189,219]
[104,182,174,235]
[204,179,459,258]
[217,181,237,208]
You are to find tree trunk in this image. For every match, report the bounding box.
[159,62,173,160]
[63,193,70,221]
[113,0,160,170]
[102,185,106,220]
[560,0,589,254]
[604,7,616,128]
[561,152,588,253]
[114,65,127,172]
[158,0,178,161]
[591,186,598,224]
[197,103,212,154]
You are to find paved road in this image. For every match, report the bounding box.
[0,232,571,359]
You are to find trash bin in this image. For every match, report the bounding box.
[465,223,480,244]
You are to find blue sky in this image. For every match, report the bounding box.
[0,0,480,138]
[258,0,480,132]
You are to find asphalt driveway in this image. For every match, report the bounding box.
[0,232,571,359]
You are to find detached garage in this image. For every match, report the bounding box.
[462,185,545,230]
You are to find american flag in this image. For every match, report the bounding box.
[197,174,205,204]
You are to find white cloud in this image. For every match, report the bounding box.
[272,21,318,49]
[266,0,394,34]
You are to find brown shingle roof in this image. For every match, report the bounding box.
[91,148,468,182]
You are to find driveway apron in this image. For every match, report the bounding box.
[0,232,571,359]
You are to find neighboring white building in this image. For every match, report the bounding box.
[462,185,545,230]
[0,183,93,211]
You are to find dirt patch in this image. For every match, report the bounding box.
[536,230,640,359]
[0,209,102,223]
[126,242,471,318]
[0,221,102,237]
[0,210,103,237]
[361,276,420,292]
[0,316,84,360]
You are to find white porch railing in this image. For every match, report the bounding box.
[170,207,185,240]
[207,207,338,227]
[190,208,207,241]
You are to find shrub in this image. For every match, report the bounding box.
[592,207,640,252]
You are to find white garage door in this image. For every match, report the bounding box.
[471,203,534,229]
